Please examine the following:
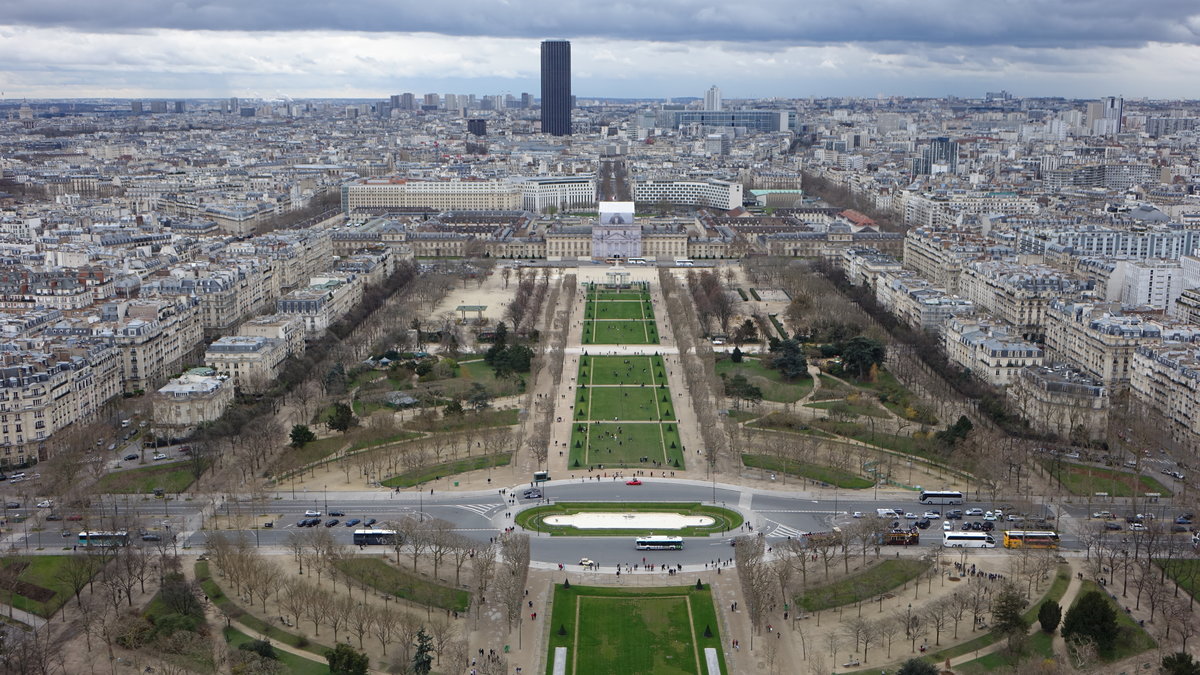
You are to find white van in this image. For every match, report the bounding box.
[877,508,900,518]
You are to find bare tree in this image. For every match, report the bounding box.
[372,606,401,657]
[347,600,375,649]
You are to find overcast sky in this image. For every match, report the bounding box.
[2,1,1200,100]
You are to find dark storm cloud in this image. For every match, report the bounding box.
[7,0,1200,48]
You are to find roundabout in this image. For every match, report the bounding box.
[515,499,743,536]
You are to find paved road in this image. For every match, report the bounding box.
[11,478,1193,564]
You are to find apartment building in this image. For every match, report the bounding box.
[152,368,235,432]
[942,316,1044,386]
[840,247,904,290]
[1007,365,1109,441]
[874,271,974,332]
[341,177,523,212]
[275,273,363,336]
[632,179,743,210]
[237,314,306,359]
[957,262,1087,341]
[204,336,287,394]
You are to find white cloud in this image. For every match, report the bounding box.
[0,26,1198,99]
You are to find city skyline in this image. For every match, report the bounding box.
[1,1,1199,99]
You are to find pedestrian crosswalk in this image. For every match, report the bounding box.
[764,521,809,539]
[452,504,503,517]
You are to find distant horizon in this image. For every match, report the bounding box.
[4,94,1194,105]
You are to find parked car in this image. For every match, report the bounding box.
[851,512,864,518]
[152,453,168,461]
[1092,511,1114,519]
[980,521,995,532]
[36,500,52,508]
[3,502,18,509]
[943,521,952,531]
[141,533,162,541]
[965,508,984,516]
[66,514,82,521]
[923,511,940,519]
[946,510,963,520]
[364,518,377,526]
[1104,522,1122,531]
[328,510,346,517]
[304,510,321,517]
[325,519,339,527]
[915,519,930,529]
[344,519,361,527]
[45,514,62,521]
[903,512,918,519]
[626,479,642,486]
[123,453,139,461]
[524,490,542,499]
[1130,522,1148,532]
[983,511,997,521]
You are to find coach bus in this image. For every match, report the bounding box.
[919,490,965,505]
[674,258,695,267]
[352,529,397,546]
[635,535,684,550]
[78,531,129,548]
[1002,530,1060,549]
[942,531,996,548]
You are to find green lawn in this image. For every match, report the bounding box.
[0,555,80,618]
[94,463,200,494]
[197,562,333,659]
[584,320,658,345]
[588,301,651,320]
[569,422,684,469]
[333,557,470,612]
[346,430,422,453]
[1159,558,1200,600]
[741,454,873,489]
[380,452,511,488]
[278,436,347,471]
[583,387,675,421]
[224,626,330,675]
[953,630,1054,674]
[796,558,929,611]
[715,357,814,403]
[545,584,727,675]
[581,355,665,386]
[1043,460,1173,498]
[517,502,742,536]
[404,407,519,433]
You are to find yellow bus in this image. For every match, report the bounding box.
[1002,530,1060,549]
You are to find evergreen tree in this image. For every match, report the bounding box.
[841,335,886,380]
[770,338,808,380]
[1038,599,1061,633]
[289,424,316,448]
[1062,590,1118,650]
[896,658,938,675]
[730,346,744,363]
[326,643,369,675]
[411,629,434,675]
[991,583,1029,649]
[326,403,356,433]
[1162,652,1200,675]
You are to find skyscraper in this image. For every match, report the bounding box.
[540,39,571,136]
[1104,96,1123,134]
[704,85,722,111]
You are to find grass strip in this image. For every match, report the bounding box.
[380,453,511,488]
[333,557,470,612]
[742,454,873,489]
[796,559,929,612]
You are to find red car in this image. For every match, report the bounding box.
[625,479,642,486]
[65,514,83,521]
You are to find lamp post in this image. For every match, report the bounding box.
[323,485,328,514]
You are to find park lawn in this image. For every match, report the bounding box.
[572,422,683,469]
[346,430,422,453]
[458,358,509,392]
[581,355,665,385]
[741,454,873,489]
[380,452,511,488]
[224,626,330,675]
[278,436,348,471]
[584,387,675,421]
[806,398,890,418]
[726,410,759,424]
[333,557,470,612]
[517,502,742,536]
[1065,580,1157,662]
[588,301,650,321]
[197,562,333,659]
[954,630,1054,674]
[1159,558,1200,599]
[715,357,814,403]
[928,566,1071,663]
[584,320,658,345]
[545,583,727,675]
[806,419,933,457]
[404,407,519,433]
[796,558,929,612]
[94,463,199,494]
[810,374,854,401]
[0,555,78,618]
[1044,461,1173,498]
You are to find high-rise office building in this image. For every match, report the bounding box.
[540,39,572,136]
[1104,96,1123,134]
[468,119,487,136]
[174,100,186,113]
[131,101,143,115]
[914,137,958,175]
[704,85,722,111]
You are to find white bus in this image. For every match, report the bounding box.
[635,535,684,550]
[674,259,695,267]
[942,531,996,548]
[78,531,130,548]
[919,490,964,505]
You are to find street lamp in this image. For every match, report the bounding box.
[323,485,328,514]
